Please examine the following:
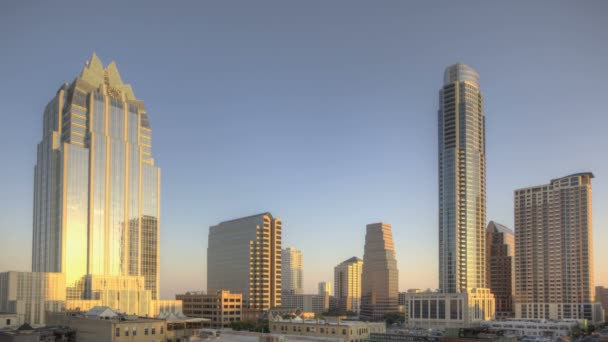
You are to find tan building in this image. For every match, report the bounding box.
[269,317,385,342]
[207,212,282,311]
[596,286,608,322]
[0,272,65,326]
[281,294,329,315]
[334,257,363,313]
[514,173,602,323]
[176,290,242,327]
[404,288,495,329]
[282,248,303,295]
[486,221,515,318]
[47,307,167,342]
[360,223,399,321]
[318,282,332,297]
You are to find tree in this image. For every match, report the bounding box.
[382,312,405,326]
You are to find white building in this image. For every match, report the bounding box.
[405,288,495,329]
[481,319,581,339]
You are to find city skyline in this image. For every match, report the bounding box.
[1,2,608,300]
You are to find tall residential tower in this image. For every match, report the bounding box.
[438,63,486,293]
[207,212,282,311]
[281,247,303,295]
[31,54,161,307]
[514,173,601,323]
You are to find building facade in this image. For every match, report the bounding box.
[0,272,65,326]
[596,286,608,323]
[29,54,165,316]
[486,221,515,318]
[514,173,600,323]
[438,63,486,294]
[282,248,303,295]
[481,320,579,339]
[319,282,332,297]
[281,294,329,315]
[207,212,282,311]
[269,317,385,342]
[176,290,242,328]
[404,288,495,329]
[334,257,363,314]
[360,223,399,321]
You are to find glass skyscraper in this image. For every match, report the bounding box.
[31,53,161,302]
[438,63,486,293]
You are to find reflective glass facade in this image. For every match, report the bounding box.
[32,54,161,302]
[438,64,486,293]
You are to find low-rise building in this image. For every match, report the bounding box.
[480,319,581,339]
[269,317,385,342]
[281,294,330,315]
[0,313,19,329]
[176,290,242,328]
[46,307,167,342]
[404,288,495,329]
[595,286,608,323]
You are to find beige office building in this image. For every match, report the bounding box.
[207,212,282,311]
[269,317,385,342]
[0,272,65,326]
[282,248,303,295]
[486,221,515,318]
[514,173,602,323]
[318,282,332,297]
[176,290,242,328]
[281,294,329,315]
[334,257,363,313]
[360,223,399,321]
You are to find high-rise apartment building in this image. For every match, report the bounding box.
[281,248,303,295]
[318,281,332,297]
[26,54,177,317]
[360,223,399,321]
[514,173,602,323]
[334,257,363,313]
[207,213,282,311]
[486,221,515,318]
[438,63,486,293]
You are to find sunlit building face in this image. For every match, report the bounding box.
[438,63,486,293]
[31,54,160,300]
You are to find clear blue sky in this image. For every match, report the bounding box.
[1,1,607,299]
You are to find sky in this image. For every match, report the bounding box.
[0,1,607,300]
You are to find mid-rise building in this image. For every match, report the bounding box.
[481,319,580,339]
[514,173,601,323]
[176,290,242,328]
[47,307,168,342]
[486,221,515,318]
[318,282,332,297]
[360,223,399,321]
[282,248,303,295]
[0,272,65,326]
[404,288,495,329]
[334,257,363,314]
[281,294,329,315]
[207,212,282,311]
[438,63,486,294]
[596,286,608,323]
[269,317,385,342]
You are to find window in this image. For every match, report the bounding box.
[6,319,10,326]
[115,328,120,337]
[125,328,129,336]
[152,327,156,335]
[161,326,164,334]
[133,328,137,336]
[145,327,149,335]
